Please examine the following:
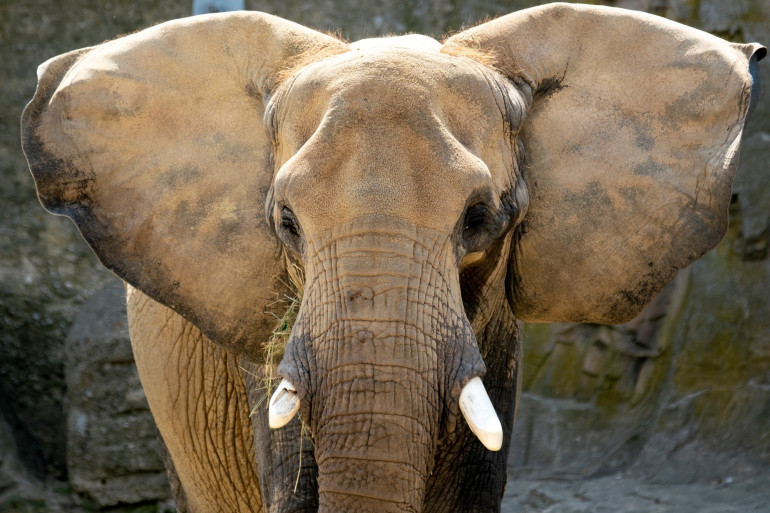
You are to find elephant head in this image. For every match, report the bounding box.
[23,4,763,512]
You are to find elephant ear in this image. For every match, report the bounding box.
[444,3,765,324]
[22,13,347,356]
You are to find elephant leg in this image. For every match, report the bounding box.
[126,285,263,513]
[156,431,189,513]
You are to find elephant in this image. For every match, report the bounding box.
[21,3,764,512]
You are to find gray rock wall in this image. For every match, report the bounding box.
[1,0,768,510]
[65,283,170,508]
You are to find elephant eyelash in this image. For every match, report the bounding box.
[281,207,300,237]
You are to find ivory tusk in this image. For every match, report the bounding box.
[459,377,503,451]
[268,378,300,429]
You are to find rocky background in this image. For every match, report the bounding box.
[1,0,768,511]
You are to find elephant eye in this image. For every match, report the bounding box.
[280,207,299,237]
[464,203,490,233]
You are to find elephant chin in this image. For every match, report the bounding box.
[274,226,489,513]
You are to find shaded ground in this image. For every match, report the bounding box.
[502,474,770,513]
[5,472,770,512]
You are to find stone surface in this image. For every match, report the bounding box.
[509,161,770,484]
[733,133,770,258]
[64,282,170,508]
[510,278,684,475]
[501,474,770,513]
[0,408,40,511]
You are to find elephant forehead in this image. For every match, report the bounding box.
[271,49,513,232]
[290,48,493,98]
[275,49,505,154]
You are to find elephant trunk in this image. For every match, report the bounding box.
[314,359,434,513]
[308,313,468,513]
[277,227,488,512]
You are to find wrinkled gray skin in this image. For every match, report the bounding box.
[22,4,763,513]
